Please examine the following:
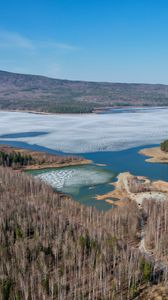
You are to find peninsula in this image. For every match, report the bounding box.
[139,140,168,163]
[0,145,91,171]
[96,172,168,207]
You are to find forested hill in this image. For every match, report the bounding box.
[1,166,168,299]
[1,70,168,113]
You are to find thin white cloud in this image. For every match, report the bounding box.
[0,30,78,52]
[39,41,78,51]
[53,42,77,51]
[0,30,34,49]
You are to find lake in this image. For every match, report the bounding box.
[1,108,168,210]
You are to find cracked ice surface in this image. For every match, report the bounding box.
[36,167,113,194]
[0,108,168,153]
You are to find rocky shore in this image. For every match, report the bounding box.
[96,172,168,208]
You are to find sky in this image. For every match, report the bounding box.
[0,0,168,83]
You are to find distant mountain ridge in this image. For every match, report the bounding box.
[0,70,168,113]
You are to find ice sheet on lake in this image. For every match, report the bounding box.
[36,167,112,194]
[0,108,168,153]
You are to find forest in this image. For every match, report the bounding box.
[0,166,168,299]
[1,70,168,113]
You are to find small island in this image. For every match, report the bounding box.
[139,139,168,163]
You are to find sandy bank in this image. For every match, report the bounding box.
[24,159,92,171]
[96,172,168,207]
[139,147,168,163]
[105,198,129,207]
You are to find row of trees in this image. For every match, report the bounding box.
[0,99,94,114]
[0,151,33,168]
[128,177,151,194]
[0,167,167,299]
[143,199,168,259]
[0,147,85,169]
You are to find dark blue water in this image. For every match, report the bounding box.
[74,182,115,210]
[0,131,48,139]
[0,140,65,155]
[82,145,168,182]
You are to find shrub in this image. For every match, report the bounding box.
[160,140,168,152]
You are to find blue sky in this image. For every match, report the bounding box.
[0,0,168,83]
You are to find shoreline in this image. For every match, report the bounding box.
[139,146,168,163]
[23,159,92,171]
[0,109,94,116]
[0,105,166,116]
[95,172,168,207]
[0,144,92,172]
